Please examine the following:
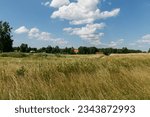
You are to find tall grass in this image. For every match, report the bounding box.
[0,53,150,100]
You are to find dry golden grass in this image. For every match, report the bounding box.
[0,53,150,100]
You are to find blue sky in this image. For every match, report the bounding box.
[0,0,150,50]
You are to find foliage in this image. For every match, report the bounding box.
[20,43,28,52]
[14,44,143,55]
[0,20,146,54]
[78,46,98,54]
[99,47,142,55]
[35,46,76,54]
[16,66,26,76]
[148,48,150,53]
[0,52,28,58]
[0,21,13,52]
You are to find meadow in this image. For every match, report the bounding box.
[0,53,150,100]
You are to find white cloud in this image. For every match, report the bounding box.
[53,38,68,45]
[107,39,124,47]
[64,23,105,45]
[137,34,150,44]
[14,26,29,34]
[128,34,150,49]
[28,28,52,41]
[15,26,68,45]
[50,0,70,8]
[41,0,121,46]
[99,9,120,19]
[51,0,120,25]
[41,1,50,6]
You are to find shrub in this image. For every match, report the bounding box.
[0,52,28,58]
[16,66,26,76]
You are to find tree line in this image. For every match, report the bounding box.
[0,21,148,55]
[12,44,142,55]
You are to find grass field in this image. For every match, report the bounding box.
[0,53,150,100]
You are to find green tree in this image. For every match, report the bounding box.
[148,48,150,53]
[103,48,112,56]
[89,47,98,54]
[13,47,20,52]
[52,46,60,53]
[122,47,128,53]
[0,21,13,52]
[20,43,28,52]
[38,47,46,53]
[46,46,52,53]
[78,46,87,54]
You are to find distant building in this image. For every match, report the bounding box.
[30,50,36,53]
[74,49,79,54]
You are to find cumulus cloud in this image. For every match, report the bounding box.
[99,9,120,19]
[15,26,68,45]
[137,34,150,44]
[14,26,29,34]
[50,0,70,8]
[28,28,53,41]
[41,0,120,45]
[64,23,105,45]
[50,0,120,25]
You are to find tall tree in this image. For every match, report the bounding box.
[148,48,150,53]
[46,46,52,53]
[122,47,128,53]
[0,21,13,52]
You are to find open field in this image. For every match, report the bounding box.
[0,53,150,100]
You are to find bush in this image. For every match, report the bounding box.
[0,52,28,58]
[16,66,26,76]
[103,51,111,56]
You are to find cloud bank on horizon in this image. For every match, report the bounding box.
[15,26,68,45]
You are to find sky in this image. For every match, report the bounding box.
[0,0,150,50]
